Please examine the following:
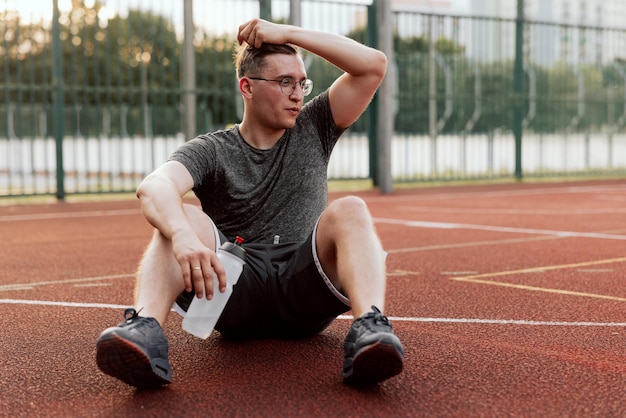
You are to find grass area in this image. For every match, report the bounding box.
[327,179,375,192]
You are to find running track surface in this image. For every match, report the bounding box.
[1,179,626,417]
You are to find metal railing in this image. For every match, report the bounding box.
[1,0,625,198]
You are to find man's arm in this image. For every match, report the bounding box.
[136,160,225,299]
[237,19,387,129]
[136,161,194,241]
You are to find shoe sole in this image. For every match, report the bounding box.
[343,338,404,386]
[96,331,171,389]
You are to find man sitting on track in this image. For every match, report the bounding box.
[95,18,404,388]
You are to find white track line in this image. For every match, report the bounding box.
[374,218,626,241]
[363,183,626,203]
[0,274,133,291]
[0,298,623,327]
[0,209,140,222]
[398,206,626,215]
[0,299,129,309]
[374,317,626,327]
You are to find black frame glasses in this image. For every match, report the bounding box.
[248,77,314,96]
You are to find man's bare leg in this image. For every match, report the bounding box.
[314,196,404,385]
[314,196,386,317]
[134,204,218,324]
[96,204,217,388]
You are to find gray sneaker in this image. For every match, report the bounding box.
[96,308,172,388]
[343,306,404,385]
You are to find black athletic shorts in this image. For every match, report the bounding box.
[174,223,351,340]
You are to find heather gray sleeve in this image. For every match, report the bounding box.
[167,134,219,191]
[303,90,345,160]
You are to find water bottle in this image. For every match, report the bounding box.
[182,237,247,339]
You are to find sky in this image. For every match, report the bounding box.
[1,0,258,36]
[1,0,72,22]
[1,0,472,30]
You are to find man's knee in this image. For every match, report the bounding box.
[182,203,217,248]
[325,196,372,225]
[147,203,215,247]
[182,203,207,222]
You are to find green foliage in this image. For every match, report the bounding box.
[0,0,239,138]
[393,47,626,134]
[1,3,625,138]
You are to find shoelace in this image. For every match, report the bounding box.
[123,307,143,322]
[374,313,390,325]
[361,306,392,329]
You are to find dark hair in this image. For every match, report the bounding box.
[235,43,299,79]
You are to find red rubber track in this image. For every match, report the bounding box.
[1,179,626,417]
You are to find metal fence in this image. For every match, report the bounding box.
[1,0,625,198]
[391,11,626,181]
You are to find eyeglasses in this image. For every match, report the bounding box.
[248,77,314,96]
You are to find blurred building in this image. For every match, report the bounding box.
[391,0,453,13]
[469,0,626,66]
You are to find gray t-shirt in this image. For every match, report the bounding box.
[169,91,345,244]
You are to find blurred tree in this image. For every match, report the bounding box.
[1,3,623,137]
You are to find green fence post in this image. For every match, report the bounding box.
[513,0,524,180]
[375,0,394,194]
[183,0,196,141]
[260,0,272,21]
[367,3,379,186]
[52,0,65,199]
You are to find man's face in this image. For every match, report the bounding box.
[248,53,307,130]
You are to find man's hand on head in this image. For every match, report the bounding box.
[237,18,290,48]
